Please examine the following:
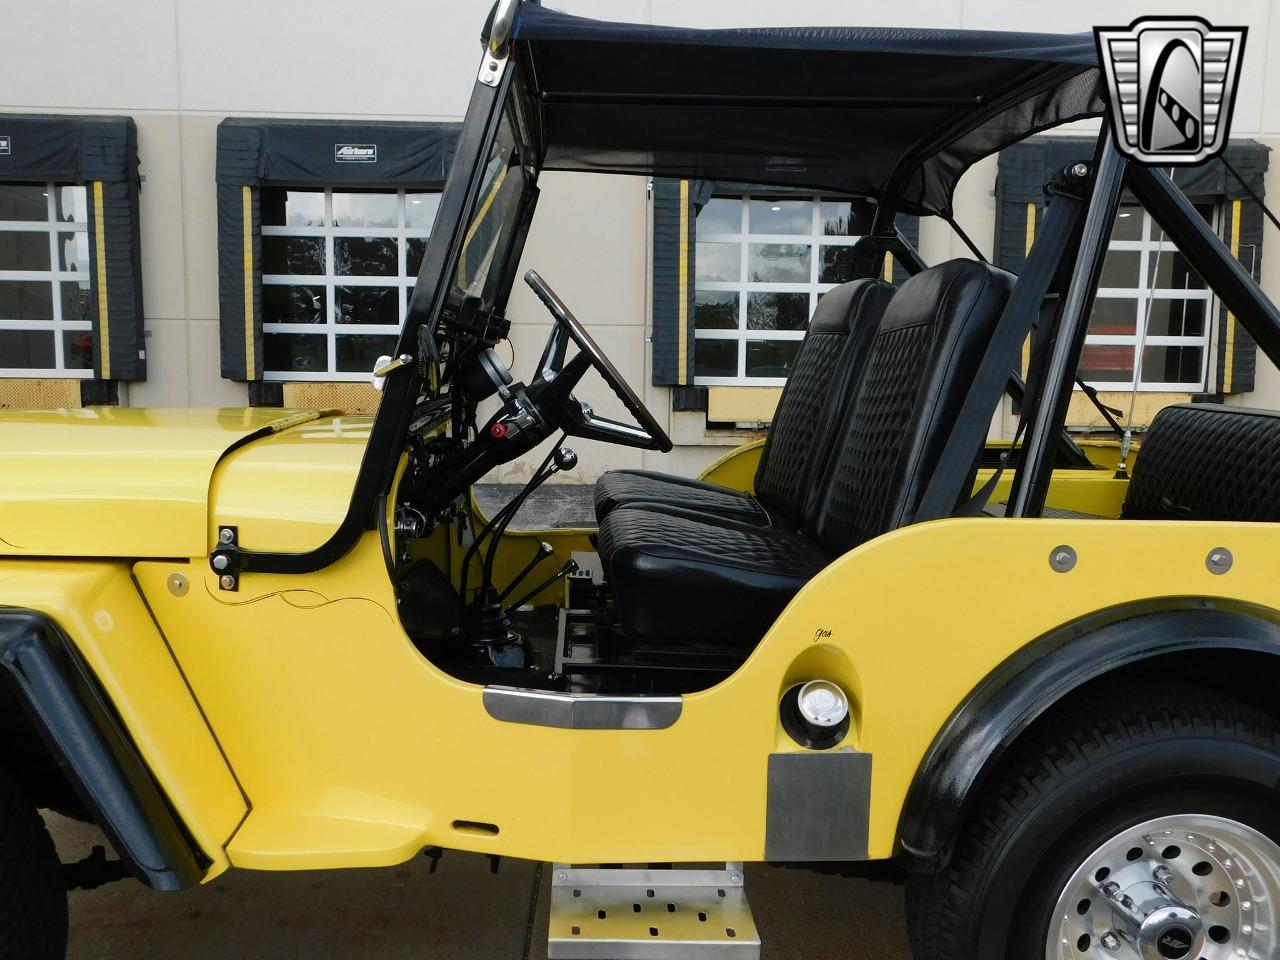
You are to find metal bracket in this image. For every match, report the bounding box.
[478,52,508,86]
[209,525,241,591]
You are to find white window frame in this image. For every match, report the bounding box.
[1083,205,1217,393]
[261,187,437,382]
[694,193,862,387]
[0,182,92,378]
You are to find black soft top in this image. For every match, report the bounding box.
[512,5,1104,215]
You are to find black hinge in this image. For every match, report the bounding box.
[209,525,242,591]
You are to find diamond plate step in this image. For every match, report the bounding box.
[547,863,760,959]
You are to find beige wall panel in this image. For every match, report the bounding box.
[187,320,249,408]
[651,0,962,28]
[177,115,223,321]
[134,114,187,322]
[175,0,489,117]
[0,0,179,111]
[128,318,190,407]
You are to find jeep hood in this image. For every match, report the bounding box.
[0,408,336,559]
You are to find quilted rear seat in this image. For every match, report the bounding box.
[593,278,895,527]
[598,259,1015,650]
[1123,404,1280,521]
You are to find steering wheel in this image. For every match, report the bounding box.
[524,271,673,452]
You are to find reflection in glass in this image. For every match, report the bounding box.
[694,339,738,379]
[335,285,397,325]
[0,329,54,368]
[405,193,441,230]
[819,201,857,236]
[59,232,89,272]
[694,291,738,330]
[0,184,48,221]
[262,236,324,276]
[260,188,325,228]
[820,246,855,284]
[1148,251,1206,290]
[1141,345,1202,385]
[697,198,741,234]
[407,238,428,276]
[63,330,94,369]
[263,284,325,324]
[454,111,525,306]
[56,186,87,224]
[337,334,398,373]
[749,244,810,282]
[747,292,808,331]
[265,332,326,372]
[1098,250,1140,289]
[696,242,739,282]
[1110,205,1143,241]
[60,282,91,322]
[0,232,51,271]
[335,237,397,277]
[332,191,397,228]
[0,280,53,320]
[1087,297,1138,336]
[750,199,809,235]
[1079,343,1133,383]
[1147,298,1206,338]
[746,340,801,377]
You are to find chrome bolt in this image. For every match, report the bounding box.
[1050,545,1077,573]
[166,572,189,597]
[1072,162,1089,178]
[219,574,235,590]
[1153,865,1175,886]
[212,554,229,571]
[557,872,568,882]
[1101,931,1121,951]
[1207,547,1234,574]
[219,528,235,544]
[730,873,742,884]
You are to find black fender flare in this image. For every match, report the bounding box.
[896,598,1280,873]
[0,609,206,891]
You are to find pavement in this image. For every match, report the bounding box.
[52,814,911,959]
[475,483,597,528]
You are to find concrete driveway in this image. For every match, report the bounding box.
[52,815,911,959]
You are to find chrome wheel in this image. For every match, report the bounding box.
[1047,815,1280,960]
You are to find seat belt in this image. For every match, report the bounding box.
[913,179,1085,523]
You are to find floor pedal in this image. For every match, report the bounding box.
[547,863,760,959]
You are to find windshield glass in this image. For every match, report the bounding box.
[451,107,527,312]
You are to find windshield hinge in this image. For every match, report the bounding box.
[209,525,242,591]
[478,51,508,87]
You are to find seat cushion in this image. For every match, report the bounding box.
[592,470,770,527]
[597,505,832,650]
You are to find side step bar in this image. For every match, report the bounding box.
[547,863,761,959]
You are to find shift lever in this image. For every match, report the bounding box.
[498,541,555,603]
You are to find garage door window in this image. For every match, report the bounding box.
[260,187,440,381]
[1079,202,1217,392]
[693,194,862,386]
[0,182,92,377]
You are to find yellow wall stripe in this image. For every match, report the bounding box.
[1223,198,1242,394]
[677,179,690,385]
[242,186,256,380]
[1021,202,1037,378]
[92,181,111,380]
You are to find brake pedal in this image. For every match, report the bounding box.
[547,862,760,958]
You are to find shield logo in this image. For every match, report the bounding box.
[1095,17,1246,164]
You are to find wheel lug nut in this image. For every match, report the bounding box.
[1153,865,1174,886]
[1101,931,1121,951]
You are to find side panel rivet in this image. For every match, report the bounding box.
[166,573,188,597]
[219,574,236,590]
[1207,547,1233,574]
[1050,545,1077,573]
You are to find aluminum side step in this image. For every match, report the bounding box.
[547,863,761,959]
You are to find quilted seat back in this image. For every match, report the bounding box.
[753,278,895,524]
[807,258,1015,553]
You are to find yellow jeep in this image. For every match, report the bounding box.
[3,4,1279,959]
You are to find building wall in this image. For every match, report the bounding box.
[3,0,1280,482]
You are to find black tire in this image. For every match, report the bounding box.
[0,783,67,960]
[906,683,1280,960]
